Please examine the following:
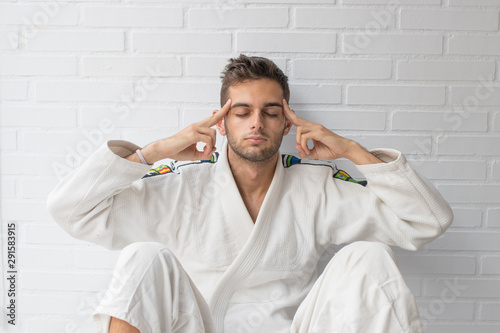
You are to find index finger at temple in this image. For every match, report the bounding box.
[208,99,232,126]
[282,99,300,124]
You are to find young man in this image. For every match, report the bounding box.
[47,55,453,333]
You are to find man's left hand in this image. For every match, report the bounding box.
[283,99,384,165]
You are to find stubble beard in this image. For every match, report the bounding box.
[225,124,285,163]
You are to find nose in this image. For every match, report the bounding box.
[250,111,264,130]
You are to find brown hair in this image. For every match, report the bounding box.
[220,54,290,106]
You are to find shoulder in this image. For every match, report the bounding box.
[141,152,220,179]
[281,154,367,186]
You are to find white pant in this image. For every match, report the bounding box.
[93,241,422,333]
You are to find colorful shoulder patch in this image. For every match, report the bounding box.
[281,154,367,186]
[142,152,219,179]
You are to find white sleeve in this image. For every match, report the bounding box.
[46,140,176,250]
[319,149,453,251]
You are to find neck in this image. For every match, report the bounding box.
[227,147,278,198]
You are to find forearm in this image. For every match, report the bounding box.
[342,141,384,165]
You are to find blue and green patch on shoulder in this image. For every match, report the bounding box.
[281,154,367,186]
[142,152,219,179]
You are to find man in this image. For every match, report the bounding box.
[47,55,453,333]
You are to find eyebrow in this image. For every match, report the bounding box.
[230,102,283,109]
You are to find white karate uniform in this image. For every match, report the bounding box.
[47,139,453,332]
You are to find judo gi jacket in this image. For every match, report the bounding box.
[47,139,453,332]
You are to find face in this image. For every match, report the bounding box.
[217,79,291,163]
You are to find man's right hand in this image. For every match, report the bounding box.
[128,99,232,164]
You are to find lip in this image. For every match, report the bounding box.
[245,136,267,143]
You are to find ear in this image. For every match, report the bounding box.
[283,118,292,136]
[213,110,227,136]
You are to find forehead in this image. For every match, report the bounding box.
[228,79,284,104]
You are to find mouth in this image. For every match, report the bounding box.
[245,136,267,144]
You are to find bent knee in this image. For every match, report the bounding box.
[117,242,175,268]
[335,241,396,265]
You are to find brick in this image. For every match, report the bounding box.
[449,35,500,55]
[0,4,78,25]
[353,135,433,155]
[80,107,179,128]
[136,82,220,103]
[405,278,422,297]
[428,231,500,250]
[0,80,28,100]
[450,0,500,5]
[292,59,391,80]
[1,108,77,127]
[20,294,80,315]
[27,31,124,52]
[343,34,442,55]
[0,56,77,76]
[241,0,335,2]
[412,160,486,181]
[494,162,500,180]
[347,86,445,105]
[343,0,440,3]
[449,208,482,228]
[488,209,500,228]
[2,201,51,221]
[18,246,74,268]
[36,81,133,102]
[24,224,90,245]
[290,84,342,104]
[392,111,487,131]
[424,324,500,333]
[238,32,336,53]
[401,9,498,31]
[22,131,116,154]
[1,177,16,199]
[2,155,59,176]
[186,56,287,78]
[295,110,385,131]
[83,56,181,77]
[0,28,18,49]
[416,301,474,320]
[437,136,500,156]
[494,112,500,132]
[22,179,58,199]
[23,317,95,332]
[22,271,111,292]
[424,278,500,298]
[398,61,495,81]
[133,32,231,53]
[295,8,395,29]
[84,6,183,27]
[189,8,287,28]
[481,256,500,274]
[480,302,500,320]
[0,130,17,150]
[398,255,475,275]
[450,86,500,106]
[77,249,120,269]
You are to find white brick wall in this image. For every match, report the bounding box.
[1,1,499,332]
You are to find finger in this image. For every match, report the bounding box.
[197,127,217,152]
[282,99,300,125]
[300,135,311,155]
[207,98,232,127]
[195,132,215,153]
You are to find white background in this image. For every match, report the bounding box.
[1,0,499,332]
